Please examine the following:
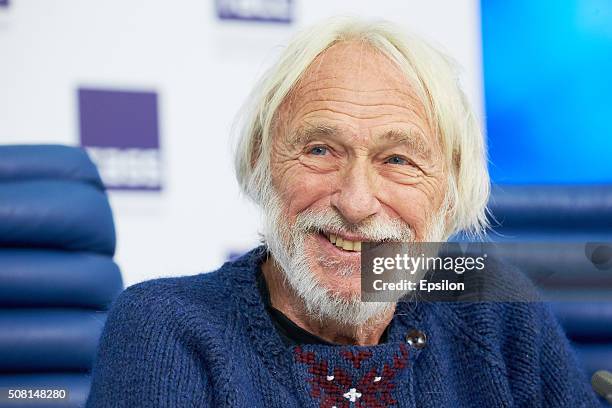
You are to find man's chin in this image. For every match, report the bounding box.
[278,245,391,326]
[301,285,393,327]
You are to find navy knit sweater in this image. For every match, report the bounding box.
[87,247,599,407]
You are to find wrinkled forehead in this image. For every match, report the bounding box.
[303,41,412,90]
[279,40,432,133]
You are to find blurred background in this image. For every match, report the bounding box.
[0,0,610,286]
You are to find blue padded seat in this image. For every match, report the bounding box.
[481,242,612,288]
[0,310,107,372]
[0,145,115,255]
[0,145,123,408]
[0,145,103,184]
[489,184,612,233]
[0,249,122,309]
[488,184,612,377]
[551,301,612,342]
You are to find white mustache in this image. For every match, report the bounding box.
[293,208,415,242]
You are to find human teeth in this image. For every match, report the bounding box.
[326,234,362,252]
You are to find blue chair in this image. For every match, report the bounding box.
[488,184,612,377]
[0,145,123,407]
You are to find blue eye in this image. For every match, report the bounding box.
[385,155,408,165]
[309,146,328,156]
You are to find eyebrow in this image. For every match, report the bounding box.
[380,128,432,160]
[289,124,339,146]
[290,124,432,160]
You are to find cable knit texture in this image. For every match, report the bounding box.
[86,247,599,407]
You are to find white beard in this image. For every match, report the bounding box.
[262,190,448,327]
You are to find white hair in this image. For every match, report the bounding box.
[234,16,490,238]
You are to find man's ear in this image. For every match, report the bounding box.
[452,147,461,173]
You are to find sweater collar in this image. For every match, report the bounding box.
[228,246,433,380]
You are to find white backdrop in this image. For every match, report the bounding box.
[0,0,483,286]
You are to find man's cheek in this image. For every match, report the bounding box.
[283,176,335,213]
[391,200,430,238]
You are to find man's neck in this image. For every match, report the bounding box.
[261,258,395,346]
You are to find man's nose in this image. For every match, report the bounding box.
[331,161,382,225]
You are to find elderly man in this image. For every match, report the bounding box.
[87,18,598,407]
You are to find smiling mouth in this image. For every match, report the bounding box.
[323,233,362,252]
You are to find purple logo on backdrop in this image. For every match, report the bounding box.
[78,88,162,191]
[0,0,9,7]
[216,0,292,23]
